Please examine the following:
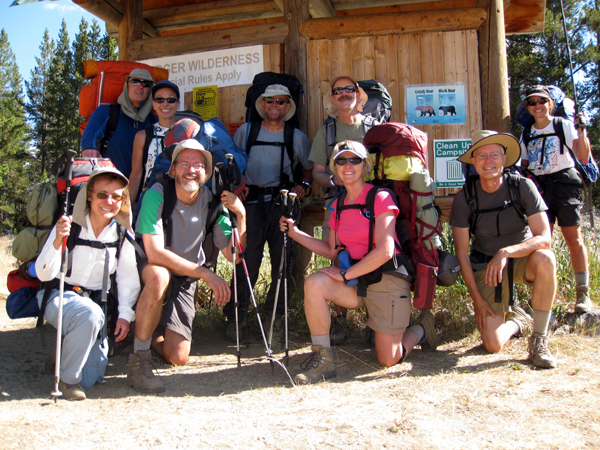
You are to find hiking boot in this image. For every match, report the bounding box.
[575,286,594,314]
[127,350,165,393]
[506,305,533,338]
[528,333,557,369]
[59,381,86,401]
[225,321,243,342]
[294,345,336,385]
[414,310,437,352]
[330,315,350,345]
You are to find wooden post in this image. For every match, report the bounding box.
[283,0,312,294]
[477,0,511,132]
[119,0,143,62]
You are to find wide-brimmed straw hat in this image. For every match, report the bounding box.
[169,139,213,185]
[73,166,132,231]
[323,75,368,118]
[457,130,520,167]
[255,84,296,122]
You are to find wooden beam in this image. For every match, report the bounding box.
[284,0,309,132]
[504,0,545,34]
[478,0,510,132]
[119,0,143,62]
[299,8,487,40]
[127,22,289,60]
[332,0,449,9]
[72,0,159,38]
[309,0,336,18]
[273,0,284,11]
[143,0,282,31]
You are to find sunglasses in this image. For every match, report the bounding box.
[332,85,358,95]
[264,97,289,105]
[129,78,152,88]
[93,191,123,202]
[154,97,178,104]
[335,157,364,166]
[526,98,549,106]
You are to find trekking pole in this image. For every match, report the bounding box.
[283,192,297,365]
[51,149,77,402]
[559,0,595,227]
[225,154,242,368]
[268,190,288,356]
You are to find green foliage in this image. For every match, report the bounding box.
[0,29,30,232]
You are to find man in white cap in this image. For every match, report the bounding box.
[81,68,156,177]
[223,84,312,340]
[450,130,557,368]
[308,75,372,345]
[130,139,246,392]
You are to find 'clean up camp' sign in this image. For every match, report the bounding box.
[140,45,264,95]
[433,138,471,188]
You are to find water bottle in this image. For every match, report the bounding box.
[27,261,37,279]
[338,250,358,287]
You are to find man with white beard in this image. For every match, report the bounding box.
[129,140,246,393]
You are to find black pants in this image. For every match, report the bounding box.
[223,200,292,322]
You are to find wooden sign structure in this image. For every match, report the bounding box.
[71,0,546,290]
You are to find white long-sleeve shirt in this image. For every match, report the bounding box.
[35,215,140,323]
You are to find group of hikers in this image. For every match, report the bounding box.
[34,69,595,400]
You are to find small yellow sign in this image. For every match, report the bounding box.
[193,85,218,120]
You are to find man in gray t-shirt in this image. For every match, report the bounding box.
[450,130,557,369]
[223,84,312,340]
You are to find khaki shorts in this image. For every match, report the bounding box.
[473,256,530,316]
[357,274,412,335]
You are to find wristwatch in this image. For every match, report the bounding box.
[340,269,349,282]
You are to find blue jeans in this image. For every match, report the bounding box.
[38,289,108,388]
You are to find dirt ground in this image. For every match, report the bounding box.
[1,296,599,450]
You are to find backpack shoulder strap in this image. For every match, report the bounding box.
[465,175,480,236]
[362,115,380,134]
[98,104,121,157]
[325,117,336,166]
[553,117,569,155]
[161,178,178,248]
[284,122,295,166]
[505,172,528,225]
[246,120,262,155]
[522,123,533,147]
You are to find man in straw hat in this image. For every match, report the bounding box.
[82,68,156,177]
[130,139,246,393]
[36,166,141,400]
[223,84,312,340]
[308,75,372,345]
[450,130,558,369]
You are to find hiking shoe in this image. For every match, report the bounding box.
[414,310,437,352]
[506,305,533,338]
[225,321,243,342]
[330,315,350,345]
[575,286,593,314]
[528,333,557,369]
[127,350,165,393]
[59,381,86,401]
[294,345,336,385]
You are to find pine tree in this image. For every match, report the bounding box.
[25,29,55,177]
[0,29,30,231]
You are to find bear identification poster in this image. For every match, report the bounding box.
[405,83,466,125]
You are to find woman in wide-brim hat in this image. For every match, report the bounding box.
[35,166,140,400]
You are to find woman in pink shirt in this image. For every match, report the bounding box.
[281,140,437,385]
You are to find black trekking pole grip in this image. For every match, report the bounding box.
[60,149,77,272]
[225,154,237,229]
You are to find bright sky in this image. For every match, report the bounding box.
[0,0,99,83]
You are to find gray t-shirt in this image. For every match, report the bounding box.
[450,176,547,256]
[308,117,367,171]
[136,182,229,271]
[233,122,312,193]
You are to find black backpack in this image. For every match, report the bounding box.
[464,170,528,238]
